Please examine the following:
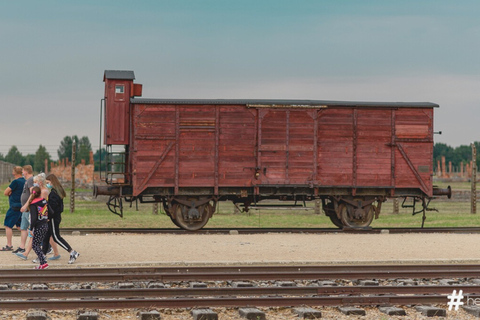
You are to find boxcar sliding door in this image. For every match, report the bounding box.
[257,108,316,186]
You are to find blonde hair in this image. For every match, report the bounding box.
[34,173,46,187]
[22,165,33,175]
[13,166,22,175]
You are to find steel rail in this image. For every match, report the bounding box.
[2,264,480,283]
[1,285,480,299]
[0,294,476,310]
[5,263,480,274]
[3,227,480,235]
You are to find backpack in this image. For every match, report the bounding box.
[37,201,49,220]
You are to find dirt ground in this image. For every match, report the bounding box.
[1,231,480,268]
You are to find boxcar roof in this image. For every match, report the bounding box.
[104,70,135,80]
[131,98,438,108]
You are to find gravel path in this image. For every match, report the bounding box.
[1,231,480,268]
[2,231,480,319]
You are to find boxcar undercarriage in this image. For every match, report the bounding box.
[94,184,451,230]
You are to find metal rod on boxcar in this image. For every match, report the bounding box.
[472,143,477,214]
[99,99,104,182]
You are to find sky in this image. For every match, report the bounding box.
[1,1,479,160]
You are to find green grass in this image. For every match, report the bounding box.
[433,180,474,190]
[1,181,478,229]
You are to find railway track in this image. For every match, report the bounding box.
[1,264,480,311]
[4,264,480,282]
[3,226,480,235]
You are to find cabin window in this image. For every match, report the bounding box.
[115,85,125,94]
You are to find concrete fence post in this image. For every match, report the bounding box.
[70,141,76,213]
[472,143,477,214]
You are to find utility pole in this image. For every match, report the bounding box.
[472,143,477,214]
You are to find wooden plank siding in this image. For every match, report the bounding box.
[129,104,434,197]
[393,108,433,195]
[356,109,392,187]
[131,105,176,195]
[317,109,354,186]
[218,107,256,186]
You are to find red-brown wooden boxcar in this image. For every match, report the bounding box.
[95,70,450,230]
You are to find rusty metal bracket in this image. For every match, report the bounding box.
[338,197,377,209]
[106,195,123,218]
[172,197,215,209]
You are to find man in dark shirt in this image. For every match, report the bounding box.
[12,165,34,254]
[2,166,26,251]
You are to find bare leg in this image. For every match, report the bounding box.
[24,234,33,257]
[19,229,27,249]
[5,227,13,247]
[49,237,59,256]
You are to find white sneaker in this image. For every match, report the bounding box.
[32,258,38,264]
[68,251,80,264]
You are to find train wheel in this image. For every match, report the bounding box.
[324,202,343,228]
[329,215,343,228]
[339,203,374,228]
[173,202,213,231]
[164,203,182,228]
[169,216,182,228]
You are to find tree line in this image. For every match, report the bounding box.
[0,136,105,172]
[1,138,477,174]
[434,141,479,171]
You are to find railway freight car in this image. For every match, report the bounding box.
[94,70,451,230]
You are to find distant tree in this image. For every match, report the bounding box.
[0,153,4,161]
[34,145,51,172]
[93,148,106,171]
[5,146,24,165]
[454,145,472,165]
[57,136,76,162]
[77,136,92,165]
[433,143,454,162]
[24,154,35,169]
[434,141,480,171]
[57,135,92,166]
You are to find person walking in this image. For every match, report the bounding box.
[21,173,53,262]
[27,186,49,269]
[42,173,80,264]
[13,165,34,254]
[14,230,33,260]
[2,166,26,251]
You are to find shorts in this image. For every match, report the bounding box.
[3,208,22,229]
[20,211,30,230]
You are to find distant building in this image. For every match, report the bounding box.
[0,161,15,184]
